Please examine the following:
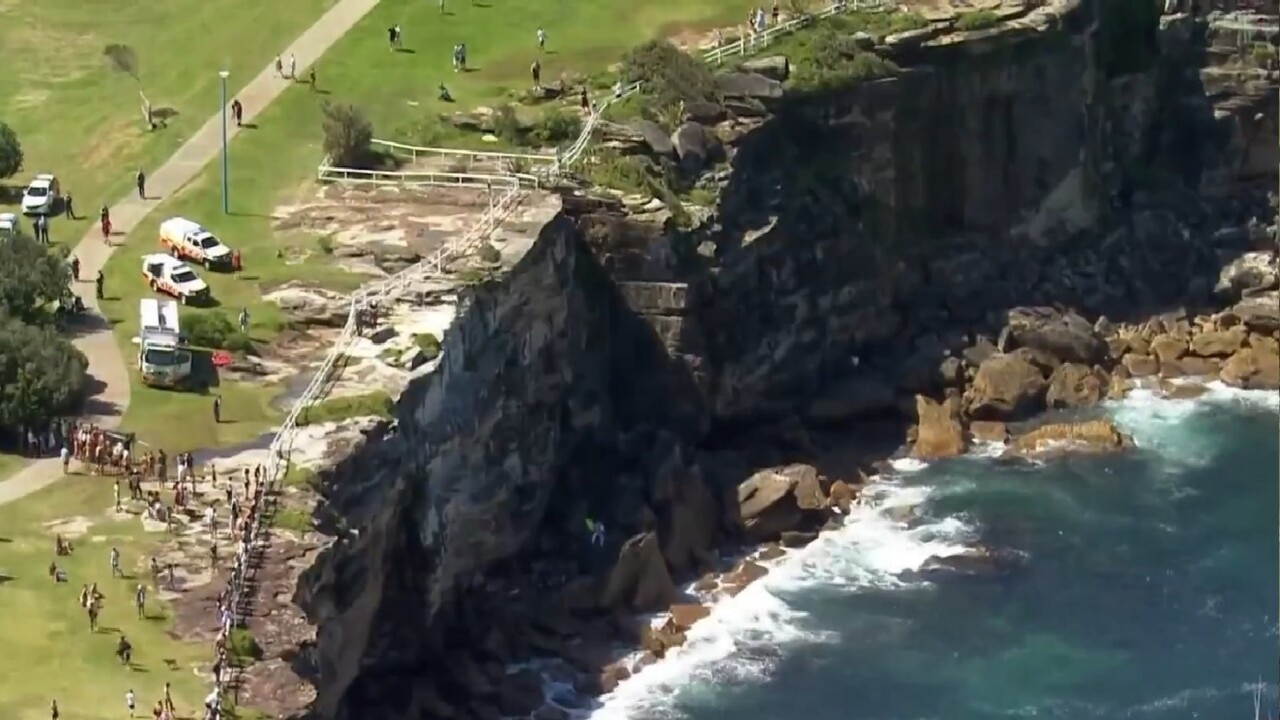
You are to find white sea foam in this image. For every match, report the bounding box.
[585,476,973,720]
[1107,381,1278,468]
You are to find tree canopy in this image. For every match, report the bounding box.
[0,122,22,180]
[0,231,86,432]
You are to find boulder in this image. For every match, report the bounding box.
[640,624,686,659]
[1045,363,1108,409]
[910,395,967,459]
[1214,251,1278,302]
[723,96,768,118]
[740,55,790,81]
[968,420,1009,444]
[601,532,679,612]
[827,480,856,514]
[1007,419,1133,457]
[1220,345,1280,390]
[1160,355,1220,378]
[1149,335,1187,365]
[1189,326,1247,357]
[671,122,721,174]
[967,353,1048,421]
[805,372,897,422]
[736,464,824,542]
[1001,307,1106,365]
[714,71,784,100]
[682,100,725,124]
[264,284,350,327]
[630,119,675,157]
[667,603,711,631]
[914,546,1025,581]
[1161,380,1209,399]
[721,559,768,596]
[1121,353,1159,377]
[1229,292,1280,334]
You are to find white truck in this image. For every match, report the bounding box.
[159,217,235,269]
[138,298,192,389]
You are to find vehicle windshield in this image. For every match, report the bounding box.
[25,186,48,198]
[172,270,199,284]
[199,236,222,249]
[143,348,189,367]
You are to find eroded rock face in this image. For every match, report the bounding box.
[966,353,1048,421]
[266,284,351,327]
[1007,419,1133,457]
[910,395,967,459]
[736,463,829,543]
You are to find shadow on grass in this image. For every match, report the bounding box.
[240,123,259,130]
[227,211,272,219]
[0,573,13,584]
[395,47,416,54]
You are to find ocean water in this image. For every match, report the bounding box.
[586,384,1279,720]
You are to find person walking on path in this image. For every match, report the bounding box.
[275,55,284,77]
[70,255,80,281]
[50,699,59,720]
[60,444,70,474]
[231,99,243,127]
[95,270,105,300]
[110,546,121,577]
[308,64,317,91]
[135,169,147,199]
[213,395,222,424]
[288,54,297,80]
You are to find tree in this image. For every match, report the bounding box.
[0,122,22,180]
[320,102,374,168]
[621,40,720,117]
[0,316,88,431]
[0,231,72,324]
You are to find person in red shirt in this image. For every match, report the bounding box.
[231,249,242,273]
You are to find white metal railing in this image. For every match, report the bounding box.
[702,0,887,65]
[372,139,558,173]
[315,162,543,190]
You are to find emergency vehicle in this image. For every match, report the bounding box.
[159,217,235,269]
[138,298,193,388]
[141,254,210,304]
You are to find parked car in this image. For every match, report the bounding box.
[20,174,60,215]
[141,253,210,304]
[0,212,19,237]
[159,217,234,269]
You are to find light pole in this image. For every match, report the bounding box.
[219,70,230,214]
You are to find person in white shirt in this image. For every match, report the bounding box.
[125,689,136,717]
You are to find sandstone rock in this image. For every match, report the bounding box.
[715,71,784,100]
[1220,345,1280,390]
[671,122,721,174]
[910,395,967,459]
[1007,419,1133,457]
[653,454,719,578]
[722,559,768,595]
[1121,353,1159,377]
[736,464,825,542]
[805,373,896,422]
[723,97,768,118]
[265,284,350,327]
[968,420,1009,444]
[1251,334,1279,355]
[1160,380,1208,399]
[1160,355,1220,379]
[631,119,675,157]
[1002,307,1106,365]
[1189,326,1247,357]
[740,55,790,81]
[1045,363,1107,409]
[1230,292,1280,334]
[668,603,711,631]
[1107,371,1132,400]
[916,546,1024,580]
[1149,335,1187,365]
[967,353,1048,421]
[828,480,856,514]
[602,532,678,612]
[1214,251,1278,302]
[640,624,686,659]
[682,100,724,124]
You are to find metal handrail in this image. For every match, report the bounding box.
[702,0,887,65]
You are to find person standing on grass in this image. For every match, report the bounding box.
[531,59,541,88]
[88,595,100,632]
[387,24,397,49]
[111,546,122,577]
[438,0,444,13]
[64,191,75,219]
[537,26,546,51]
[116,634,132,665]
[135,583,147,619]
[214,395,222,424]
[50,699,59,720]
[61,443,70,474]
[127,689,137,718]
[308,65,317,91]
[239,306,249,333]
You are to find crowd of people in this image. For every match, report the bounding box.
[45,441,276,720]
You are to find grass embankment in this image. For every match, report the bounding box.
[0,476,209,720]
[0,0,337,248]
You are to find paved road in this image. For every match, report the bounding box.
[0,0,383,507]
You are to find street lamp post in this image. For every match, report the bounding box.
[219,70,230,214]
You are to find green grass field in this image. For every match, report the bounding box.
[0,0,338,248]
[98,0,759,433]
[0,476,209,720]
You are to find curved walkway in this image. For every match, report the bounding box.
[0,0,383,506]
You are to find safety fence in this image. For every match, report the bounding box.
[702,0,887,65]
[214,5,858,711]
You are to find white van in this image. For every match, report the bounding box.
[138,298,193,388]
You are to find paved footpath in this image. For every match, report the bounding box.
[0,0,382,506]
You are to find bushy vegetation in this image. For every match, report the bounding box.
[0,121,22,179]
[0,232,86,434]
[529,108,582,146]
[1098,0,1162,78]
[414,332,442,360]
[476,242,502,264]
[955,10,1001,32]
[621,40,720,117]
[296,390,393,427]
[321,101,375,168]
[225,628,262,664]
[184,311,254,352]
[492,104,523,141]
[790,25,900,91]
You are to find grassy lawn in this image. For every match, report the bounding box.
[0,453,30,482]
[0,476,209,720]
[0,0,338,249]
[119,377,281,455]
[97,0,760,429]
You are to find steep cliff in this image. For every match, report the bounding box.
[294,3,1278,719]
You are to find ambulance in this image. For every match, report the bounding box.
[138,298,192,388]
[159,217,234,269]
[141,254,211,304]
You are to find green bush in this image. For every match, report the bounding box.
[477,242,502,265]
[0,122,22,180]
[184,311,254,352]
[621,40,719,115]
[0,231,70,324]
[492,104,523,142]
[297,391,393,427]
[791,26,900,91]
[272,507,314,533]
[320,102,375,169]
[414,333,442,360]
[0,316,87,431]
[584,150,662,195]
[226,628,262,664]
[530,109,583,146]
[316,235,334,255]
[955,10,1000,32]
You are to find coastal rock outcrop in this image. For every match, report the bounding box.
[1007,419,1133,457]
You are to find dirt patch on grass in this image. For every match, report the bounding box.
[42,515,94,538]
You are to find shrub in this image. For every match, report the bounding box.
[184,311,253,352]
[0,316,88,431]
[226,628,262,664]
[621,40,719,115]
[955,10,1001,32]
[477,242,502,264]
[492,105,523,142]
[0,231,70,323]
[0,122,22,180]
[320,102,374,168]
[316,235,334,254]
[415,333,442,360]
[791,26,900,91]
[530,109,582,146]
[297,391,393,427]
[584,149,660,195]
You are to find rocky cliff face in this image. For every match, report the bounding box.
[294,4,1278,719]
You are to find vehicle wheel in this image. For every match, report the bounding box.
[204,258,212,270]
[170,245,181,258]
[149,280,158,292]
[180,294,188,305]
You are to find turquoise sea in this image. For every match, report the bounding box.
[585,384,1279,720]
